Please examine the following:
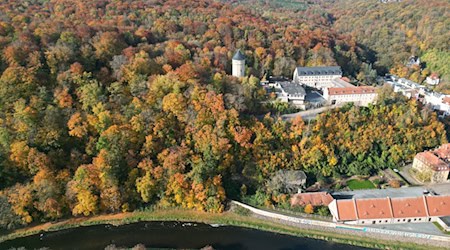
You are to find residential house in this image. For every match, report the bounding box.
[291,192,334,207]
[412,144,450,183]
[426,73,440,85]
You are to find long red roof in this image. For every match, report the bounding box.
[334,195,450,221]
[327,86,377,96]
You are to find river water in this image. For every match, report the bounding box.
[0,221,371,250]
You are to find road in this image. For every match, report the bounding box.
[281,105,334,121]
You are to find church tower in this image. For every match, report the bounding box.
[232,50,246,78]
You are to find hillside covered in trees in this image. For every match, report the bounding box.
[326,0,449,90]
[0,0,447,230]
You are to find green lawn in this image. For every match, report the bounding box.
[346,179,376,190]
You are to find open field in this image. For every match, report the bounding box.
[347,179,376,190]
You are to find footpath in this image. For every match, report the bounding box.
[231,200,450,248]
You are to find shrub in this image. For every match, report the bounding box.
[389,180,401,188]
[304,204,314,214]
[317,206,331,216]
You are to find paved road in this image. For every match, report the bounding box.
[281,106,334,121]
[400,164,423,185]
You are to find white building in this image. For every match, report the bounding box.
[293,66,342,90]
[423,92,450,116]
[323,86,378,107]
[426,74,440,85]
[274,81,306,108]
[232,50,245,78]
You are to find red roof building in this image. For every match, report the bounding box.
[290,192,334,207]
[412,144,450,183]
[329,195,450,225]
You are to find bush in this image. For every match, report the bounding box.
[317,206,331,216]
[304,204,314,214]
[389,180,401,188]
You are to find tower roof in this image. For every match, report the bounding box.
[232,50,245,60]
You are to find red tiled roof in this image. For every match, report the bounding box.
[416,151,449,171]
[426,196,450,217]
[341,77,351,83]
[442,97,450,105]
[333,195,450,222]
[356,198,392,219]
[290,192,334,207]
[336,199,358,221]
[327,86,377,96]
[434,143,450,159]
[391,197,427,218]
[430,73,440,79]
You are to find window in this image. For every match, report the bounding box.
[372,221,376,224]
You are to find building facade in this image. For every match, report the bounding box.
[412,144,450,183]
[426,74,440,85]
[293,66,342,90]
[276,81,306,107]
[232,50,245,78]
[323,86,378,106]
[328,195,450,225]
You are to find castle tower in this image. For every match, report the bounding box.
[232,50,245,78]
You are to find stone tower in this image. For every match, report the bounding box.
[232,49,245,78]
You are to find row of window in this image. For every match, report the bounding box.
[360,217,432,224]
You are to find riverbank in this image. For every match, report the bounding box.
[0,208,445,250]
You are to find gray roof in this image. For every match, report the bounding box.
[296,66,342,76]
[280,82,306,95]
[232,50,246,60]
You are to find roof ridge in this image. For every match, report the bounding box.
[423,195,430,217]
[387,196,394,219]
[352,198,359,220]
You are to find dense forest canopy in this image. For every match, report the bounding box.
[326,0,450,86]
[0,0,447,229]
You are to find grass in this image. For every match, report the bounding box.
[0,208,445,250]
[433,222,450,235]
[347,179,376,190]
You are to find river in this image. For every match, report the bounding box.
[0,221,371,250]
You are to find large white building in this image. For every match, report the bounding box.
[232,50,245,78]
[323,86,378,106]
[293,66,342,90]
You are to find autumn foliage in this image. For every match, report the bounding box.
[0,0,446,229]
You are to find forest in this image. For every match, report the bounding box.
[0,0,447,230]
